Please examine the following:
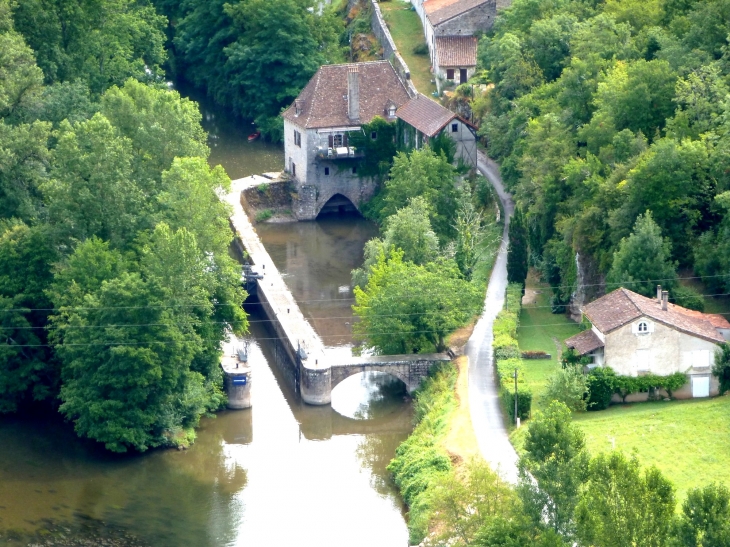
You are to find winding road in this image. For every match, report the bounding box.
[466,150,519,483]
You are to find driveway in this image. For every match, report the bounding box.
[466,150,519,483]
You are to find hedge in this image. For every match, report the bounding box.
[493,283,532,422]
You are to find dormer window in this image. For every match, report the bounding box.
[295,100,302,116]
[385,101,397,118]
[388,105,396,116]
[632,319,654,335]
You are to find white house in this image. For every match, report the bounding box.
[566,286,730,399]
[395,93,478,169]
[281,60,412,219]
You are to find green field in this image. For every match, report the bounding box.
[517,273,582,412]
[379,0,436,96]
[574,396,730,502]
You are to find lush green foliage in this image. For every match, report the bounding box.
[353,250,482,354]
[0,9,247,450]
[586,367,616,410]
[542,365,588,412]
[672,483,730,547]
[518,401,589,541]
[152,0,345,139]
[387,364,456,544]
[507,207,529,286]
[477,0,730,296]
[713,343,730,394]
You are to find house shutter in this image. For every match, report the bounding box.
[343,133,349,147]
[328,135,333,148]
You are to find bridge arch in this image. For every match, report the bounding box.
[316,192,360,217]
[330,364,411,393]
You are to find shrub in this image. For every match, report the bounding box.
[586,367,616,410]
[256,183,268,194]
[493,333,521,362]
[413,42,429,55]
[502,387,532,421]
[671,285,705,312]
[255,209,273,222]
[713,343,730,394]
[542,366,588,412]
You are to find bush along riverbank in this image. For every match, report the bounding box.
[388,363,457,544]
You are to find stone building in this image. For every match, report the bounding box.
[433,35,478,85]
[565,287,730,399]
[281,60,412,220]
[395,93,477,169]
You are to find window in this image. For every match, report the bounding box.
[291,161,296,177]
[333,134,343,147]
[371,131,377,140]
[294,130,301,147]
[451,123,458,133]
[324,167,330,176]
[352,166,357,174]
[446,68,454,80]
[632,319,654,334]
[638,321,648,333]
[388,105,396,117]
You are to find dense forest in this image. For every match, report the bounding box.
[477,0,730,306]
[0,0,247,451]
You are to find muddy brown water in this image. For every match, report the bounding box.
[0,89,412,546]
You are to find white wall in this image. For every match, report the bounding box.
[283,119,310,184]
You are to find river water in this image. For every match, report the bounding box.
[0,90,412,545]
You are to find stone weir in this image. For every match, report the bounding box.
[224,175,450,405]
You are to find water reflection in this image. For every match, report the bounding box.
[256,214,379,350]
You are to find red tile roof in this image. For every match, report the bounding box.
[435,36,478,67]
[395,93,457,137]
[582,288,725,344]
[427,0,490,26]
[282,61,410,129]
[565,329,604,355]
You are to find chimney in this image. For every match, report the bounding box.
[662,290,669,311]
[657,285,662,304]
[348,66,360,121]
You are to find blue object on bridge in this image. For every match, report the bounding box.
[232,376,247,386]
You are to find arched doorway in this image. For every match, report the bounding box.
[317,193,359,217]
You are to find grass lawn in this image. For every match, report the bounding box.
[379,0,436,96]
[517,271,582,412]
[574,396,730,502]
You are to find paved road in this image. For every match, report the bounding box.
[466,151,519,483]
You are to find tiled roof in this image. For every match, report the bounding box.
[427,0,490,26]
[565,329,604,356]
[583,288,725,344]
[395,93,456,137]
[282,61,410,129]
[435,36,478,67]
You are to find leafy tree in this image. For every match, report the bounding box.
[517,401,590,541]
[694,192,730,293]
[41,113,142,249]
[429,459,518,547]
[0,17,44,119]
[542,365,588,411]
[0,222,58,412]
[353,250,482,354]
[12,0,167,94]
[507,207,529,286]
[672,483,730,547]
[379,147,459,242]
[576,452,676,547]
[454,191,492,280]
[606,211,678,296]
[586,366,617,410]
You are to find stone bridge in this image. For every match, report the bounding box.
[225,176,452,405]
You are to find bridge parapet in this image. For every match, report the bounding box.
[330,354,451,394]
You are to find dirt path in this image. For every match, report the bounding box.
[464,151,519,483]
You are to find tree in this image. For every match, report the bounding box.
[576,452,676,547]
[542,365,588,411]
[517,401,589,542]
[12,0,167,94]
[0,18,44,119]
[712,343,730,395]
[352,250,482,354]
[606,211,678,296]
[672,483,730,547]
[507,207,529,285]
[454,191,493,281]
[380,147,459,242]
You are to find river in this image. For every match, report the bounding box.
[0,89,412,546]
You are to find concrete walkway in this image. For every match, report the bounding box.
[465,150,519,483]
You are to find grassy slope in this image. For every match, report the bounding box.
[573,396,730,502]
[379,0,436,96]
[517,272,582,412]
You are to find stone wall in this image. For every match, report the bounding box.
[330,354,451,394]
[433,1,497,36]
[370,0,418,97]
